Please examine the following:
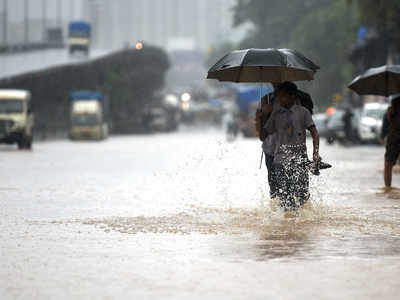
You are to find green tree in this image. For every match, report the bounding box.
[233,0,331,49]
[348,0,400,54]
[232,0,355,109]
[289,1,355,108]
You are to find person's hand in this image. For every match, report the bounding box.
[379,138,385,145]
[310,153,320,169]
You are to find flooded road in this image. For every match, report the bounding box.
[1,128,399,299]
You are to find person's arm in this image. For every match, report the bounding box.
[309,125,320,162]
[304,108,319,162]
[381,112,389,141]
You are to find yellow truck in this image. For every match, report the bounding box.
[69,91,109,140]
[0,89,34,149]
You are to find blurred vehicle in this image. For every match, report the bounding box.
[148,107,168,131]
[69,91,109,140]
[237,86,272,137]
[147,106,180,132]
[163,94,181,131]
[224,112,239,142]
[326,108,362,145]
[313,113,328,138]
[46,27,64,48]
[326,110,345,144]
[0,90,34,149]
[68,21,91,56]
[143,94,181,133]
[357,102,389,143]
[194,103,222,125]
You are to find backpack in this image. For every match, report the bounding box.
[261,90,314,114]
[297,90,314,115]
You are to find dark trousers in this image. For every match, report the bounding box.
[265,153,277,198]
[272,159,310,210]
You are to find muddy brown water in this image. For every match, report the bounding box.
[1,131,399,299]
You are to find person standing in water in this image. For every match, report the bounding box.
[259,81,320,210]
[383,95,400,188]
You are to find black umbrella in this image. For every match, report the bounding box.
[207,48,320,83]
[348,65,400,97]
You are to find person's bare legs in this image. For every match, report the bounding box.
[384,160,393,188]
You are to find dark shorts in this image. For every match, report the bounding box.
[272,160,310,210]
[385,141,400,165]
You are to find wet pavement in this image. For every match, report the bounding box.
[1,128,399,299]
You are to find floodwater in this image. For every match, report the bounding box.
[1,128,399,299]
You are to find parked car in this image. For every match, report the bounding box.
[326,110,345,144]
[325,108,362,145]
[357,102,389,144]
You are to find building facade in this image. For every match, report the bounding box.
[85,0,237,52]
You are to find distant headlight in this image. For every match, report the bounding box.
[181,93,191,102]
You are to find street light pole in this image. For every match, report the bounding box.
[24,0,29,46]
[57,0,62,28]
[88,0,99,48]
[2,0,7,47]
[70,0,75,21]
[42,0,47,43]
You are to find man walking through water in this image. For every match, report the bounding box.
[256,81,320,210]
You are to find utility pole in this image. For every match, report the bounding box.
[24,0,29,46]
[42,0,47,42]
[57,0,62,28]
[70,0,75,21]
[88,0,100,48]
[2,0,7,47]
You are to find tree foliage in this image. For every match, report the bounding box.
[231,0,355,109]
[348,0,400,52]
[289,1,355,107]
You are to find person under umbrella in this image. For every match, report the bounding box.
[207,48,325,208]
[348,66,400,188]
[348,65,400,97]
[257,82,320,210]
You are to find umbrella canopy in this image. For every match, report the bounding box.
[348,65,400,97]
[207,48,320,83]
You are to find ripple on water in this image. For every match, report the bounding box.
[41,196,400,260]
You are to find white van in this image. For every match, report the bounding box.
[0,90,34,149]
[358,102,388,143]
